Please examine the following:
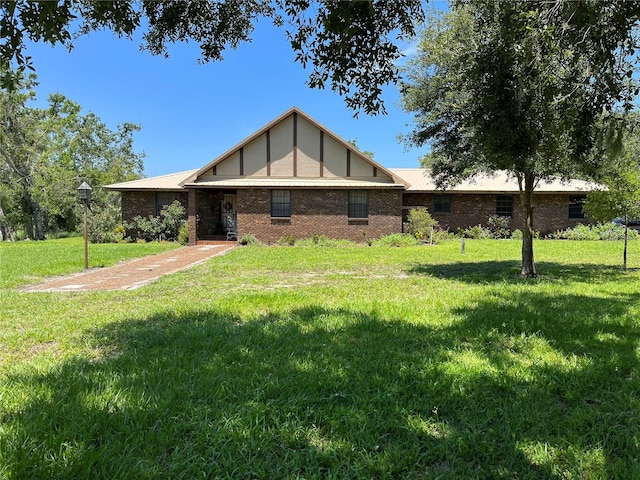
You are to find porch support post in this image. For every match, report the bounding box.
[188,189,197,246]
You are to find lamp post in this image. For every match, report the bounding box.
[78,180,92,270]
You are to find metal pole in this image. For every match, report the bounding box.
[83,201,89,270]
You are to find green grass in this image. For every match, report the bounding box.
[0,238,179,289]
[1,239,639,478]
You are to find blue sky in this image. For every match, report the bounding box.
[25,17,428,178]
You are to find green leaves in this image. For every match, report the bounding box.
[1,1,424,115]
[0,73,145,238]
[400,0,640,276]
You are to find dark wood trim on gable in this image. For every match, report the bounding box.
[212,165,217,176]
[373,167,377,177]
[239,147,244,176]
[347,150,351,177]
[293,112,298,177]
[319,131,324,177]
[266,130,271,176]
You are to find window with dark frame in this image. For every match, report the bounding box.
[569,195,586,219]
[496,195,514,217]
[348,190,369,218]
[156,192,181,215]
[271,190,291,217]
[434,194,451,213]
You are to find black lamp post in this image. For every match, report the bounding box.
[78,180,92,270]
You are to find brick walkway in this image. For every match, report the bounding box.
[20,244,235,293]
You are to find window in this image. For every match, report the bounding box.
[434,194,451,213]
[156,192,181,214]
[348,190,369,218]
[496,195,514,217]
[271,190,291,217]
[569,195,586,219]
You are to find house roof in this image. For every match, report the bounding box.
[105,170,197,191]
[390,168,598,193]
[184,106,407,188]
[106,168,599,193]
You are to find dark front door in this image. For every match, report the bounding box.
[221,194,237,233]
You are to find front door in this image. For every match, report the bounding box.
[221,194,237,233]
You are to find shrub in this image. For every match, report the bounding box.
[405,208,439,240]
[178,223,190,245]
[487,215,511,239]
[160,201,187,241]
[277,235,296,246]
[459,225,492,239]
[126,214,163,242]
[432,229,456,243]
[564,224,599,241]
[125,201,187,242]
[240,234,260,246]
[509,228,539,240]
[549,223,639,241]
[12,229,27,241]
[373,233,421,247]
[87,202,122,243]
[592,222,639,241]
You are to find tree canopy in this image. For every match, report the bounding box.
[0,73,144,240]
[0,0,424,115]
[400,0,640,277]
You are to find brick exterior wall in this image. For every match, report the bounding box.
[121,191,156,222]
[124,188,589,245]
[403,192,588,234]
[236,189,403,243]
[121,191,188,223]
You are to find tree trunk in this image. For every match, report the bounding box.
[25,216,34,240]
[0,207,8,241]
[31,199,45,240]
[519,172,537,277]
[624,214,628,271]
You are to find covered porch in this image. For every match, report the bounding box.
[187,188,238,245]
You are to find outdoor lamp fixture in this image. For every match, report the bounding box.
[78,179,92,270]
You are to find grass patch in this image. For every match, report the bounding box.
[0,238,179,289]
[1,239,639,478]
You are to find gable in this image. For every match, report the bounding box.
[190,107,399,186]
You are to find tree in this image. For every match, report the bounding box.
[0,73,47,239]
[400,1,640,277]
[347,138,375,159]
[585,119,640,270]
[0,72,144,239]
[0,0,424,116]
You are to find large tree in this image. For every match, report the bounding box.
[0,0,424,115]
[400,0,640,277]
[0,73,144,239]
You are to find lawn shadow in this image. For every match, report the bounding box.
[407,260,629,283]
[3,295,639,478]
[441,287,640,479]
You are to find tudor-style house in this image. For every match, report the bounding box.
[106,107,595,244]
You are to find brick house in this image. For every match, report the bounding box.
[106,107,595,244]
[392,169,594,235]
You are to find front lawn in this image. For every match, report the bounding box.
[0,238,179,289]
[1,239,639,478]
